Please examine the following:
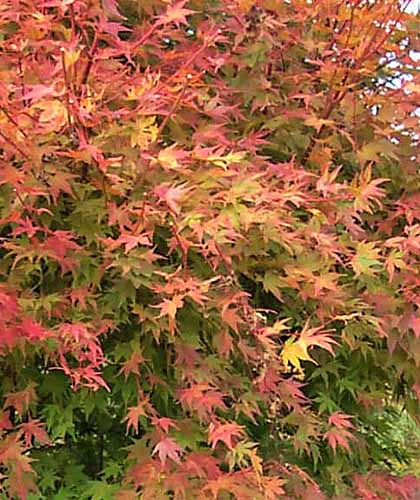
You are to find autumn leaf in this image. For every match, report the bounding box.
[351,165,388,213]
[130,116,158,149]
[151,417,179,433]
[214,329,233,357]
[18,419,51,448]
[351,241,382,276]
[155,295,184,319]
[0,411,12,432]
[125,402,149,434]
[262,271,284,301]
[34,99,67,132]
[0,435,37,499]
[281,322,336,372]
[113,233,152,253]
[409,314,420,339]
[157,144,183,169]
[281,336,314,372]
[179,385,226,420]
[299,322,338,355]
[63,48,81,68]
[4,385,37,417]
[118,352,145,379]
[152,437,184,466]
[304,115,335,133]
[208,422,244,450]
[20,318,50,342]
[154,183,192,215]
[157,1,196,27]
[227,440,263,476]
[328,412,355,429]
[384,248,408,282]
[261,476,286,499]
[324,412,356,454]
[102,0,125,20]
[20,84,57,102]
[115,490,137,500]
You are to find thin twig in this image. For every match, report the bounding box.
[154,81,189,145]
[0,130,29,159]
[81,28,99,87]
[0,106,28,138]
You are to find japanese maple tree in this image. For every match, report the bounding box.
[0,0,420,498]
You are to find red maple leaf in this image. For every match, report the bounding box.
[101,233,152,253]
[42,230,81,272]
[118,352,145,379]
[328,412,354,429]
[11,218,39,238]
[69,287,92,310]
[152,437,184,466]
[151,417,179,433]
[125,401,152,434]
[208,422,244,450]
[0,411,12,431]
[157,1,196,27]
[409,313,420,338]
[325,428,355,454]
[0,435,37,499]
[179,385,226,420]
[175,342,199,368]
[18,419,51,448]
[261,476,286,499]
[20,318,50,342]
[325,412,355,453]
[154,183,191,215]
[0,287,19,316]
[184,452,221,480]
[4,385,37,417]
[20,84,57,102]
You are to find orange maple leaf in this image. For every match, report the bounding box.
[208,422,244,450]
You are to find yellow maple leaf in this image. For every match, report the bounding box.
[32,100,67,133]
[158,145,179,169]
[63,48,81,68]
[281,337,314,372]
[130,116,158,149]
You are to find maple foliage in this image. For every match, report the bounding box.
[0,0,420,498]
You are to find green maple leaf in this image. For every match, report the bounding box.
[80,481,119,500]
[351,242,382,276]
[262,271,284,301]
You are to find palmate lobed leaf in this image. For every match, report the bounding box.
[281,321,338,372]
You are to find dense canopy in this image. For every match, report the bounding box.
[0,0,420,498]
